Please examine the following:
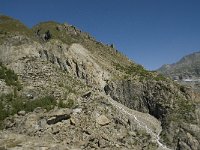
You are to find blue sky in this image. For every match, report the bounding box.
[0,0,200,70]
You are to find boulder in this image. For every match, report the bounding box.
[96,115,110,126]
[18,110,26,116]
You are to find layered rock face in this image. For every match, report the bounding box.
[0,15,200,150]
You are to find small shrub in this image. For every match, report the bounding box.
[58,99,74,108]
[113,63,152,79]
[0,101,8,121]
[0,63,22,90]
[64,85,76,94]
[58,82,64,87]
[11,98,25,115]
[0,94,25,116]
[0,94,57,128]
[114,63,126,71]
[154,74,166,81]
[126,64,150,77]
[25,96,56,112]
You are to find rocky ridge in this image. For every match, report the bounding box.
[0,15,200,150]
[157,51,200,92]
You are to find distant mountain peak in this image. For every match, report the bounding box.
[157,50,200,91]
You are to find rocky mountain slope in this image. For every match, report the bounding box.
[0,15,200,150]
[157,51,200,91]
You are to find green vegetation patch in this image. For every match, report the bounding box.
[0,94,57,128]
[114,63,150,76]
[0,15,33,39]
[125,64,150,77]
[24,96,57,112]
[153,74,167,81]
[0,91,76,128]
[114,62,168,82]
[0,94,57,117]
[0,62,22,90]
[58,99,74,108]
[168,98,196,124]
[32,21,81,44]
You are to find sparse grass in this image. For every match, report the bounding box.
[154,74,167,81]
[0,94,56,128]
[114,63,151,79]
[0,62,22,90]
[32,21,80,44]
[113,62,168,82]
[0,15,34,43]
[64,85,77,94]
[0,92,76,128]
[114,63,126,71]
[168,98,196,123]
[0,100,7,123]
[0,15,30,33]
[159,96,196,146]
[126,64,149,76]
[25,96,56,112]
[58,99,74,108]
[115,63,150,76]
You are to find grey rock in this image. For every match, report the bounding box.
[73,108,82,114]
[96,115,110,126]
[38,119,47,128]
[18,110,26,116]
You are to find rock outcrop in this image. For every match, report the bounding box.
[104,79,200,149]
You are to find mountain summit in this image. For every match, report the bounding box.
[158,51,200,91]
[0,15,200,150]
[158,51,200,78]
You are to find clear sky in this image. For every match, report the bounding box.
[0,0,200,70]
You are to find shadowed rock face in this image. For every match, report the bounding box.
[104,79,200,149]
[0,15,200,150]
